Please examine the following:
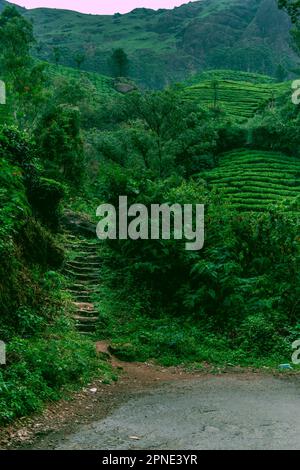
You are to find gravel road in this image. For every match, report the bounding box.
[55,375,300,450]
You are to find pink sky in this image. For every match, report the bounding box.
[11,1,197,15]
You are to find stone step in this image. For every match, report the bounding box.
[72,303,98,317]
[62,231,100,335]
[65,270,100,281]
[67,247,98,254]
[70,253,99,260]
[71,261,101,267]
[67,278,99,286]
[67,260,100,269]
[72,255,101,262]
[73,315,98,323]
[72,301,94,309]
[68,256,99,261]
[66,288,94,295]
[65,266,99,274]
[73,250,99,256]
[75,311,98,318]
[67,286,97,296]
[66,243,98,250]
[76,323,97,333]
[73,294,91,302]
[65,237,97,244]
[65,264,100,274]
[67,290,98,299]
[68,283,99,291]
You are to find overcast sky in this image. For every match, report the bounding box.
[11,1,198,15]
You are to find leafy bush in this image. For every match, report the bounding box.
[249,104,300,156]
[97,171,299,363]
[216,123,247,153]
[0,323,113,424]
[237,313,287,357]
[19,218,64,267]
[28,177,66,228]
[36,105,85,187]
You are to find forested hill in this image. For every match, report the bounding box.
[0,0,297,88]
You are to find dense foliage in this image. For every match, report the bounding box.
[0,2,299,425]
[0,7,113,424]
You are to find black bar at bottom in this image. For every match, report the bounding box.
[0,449,291,466]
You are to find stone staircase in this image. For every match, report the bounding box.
[63,233,101,334]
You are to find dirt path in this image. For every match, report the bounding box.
[2,346,300,450]
[0,349,205,450]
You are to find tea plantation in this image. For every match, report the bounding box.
[183,77,289,119]
[201,149,300,212]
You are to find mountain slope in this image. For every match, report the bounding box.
[0,0,296,88]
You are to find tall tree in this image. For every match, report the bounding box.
[0,6,34,89]
[74,51,86,70]
[53,46,61,66]
[36,104,85,187]
[115,89,217,177]
[110,48,129,78]
[0,6,45,126]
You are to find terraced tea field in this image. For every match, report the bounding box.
[201,150,300,212]
[183,79,289,120]
[184,70,277,86]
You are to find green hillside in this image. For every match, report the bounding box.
[46,63,116,97]
[201,149,300,212]
[0,0,296,88]
[183,76,290,119]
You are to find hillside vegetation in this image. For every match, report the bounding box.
[183,70,279,85]
[183,77,290,119]
[0,2,300,428]
[0,6,115,424]
[0,0,296,88]
[46,63,116,97]
[201,149,300,211]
